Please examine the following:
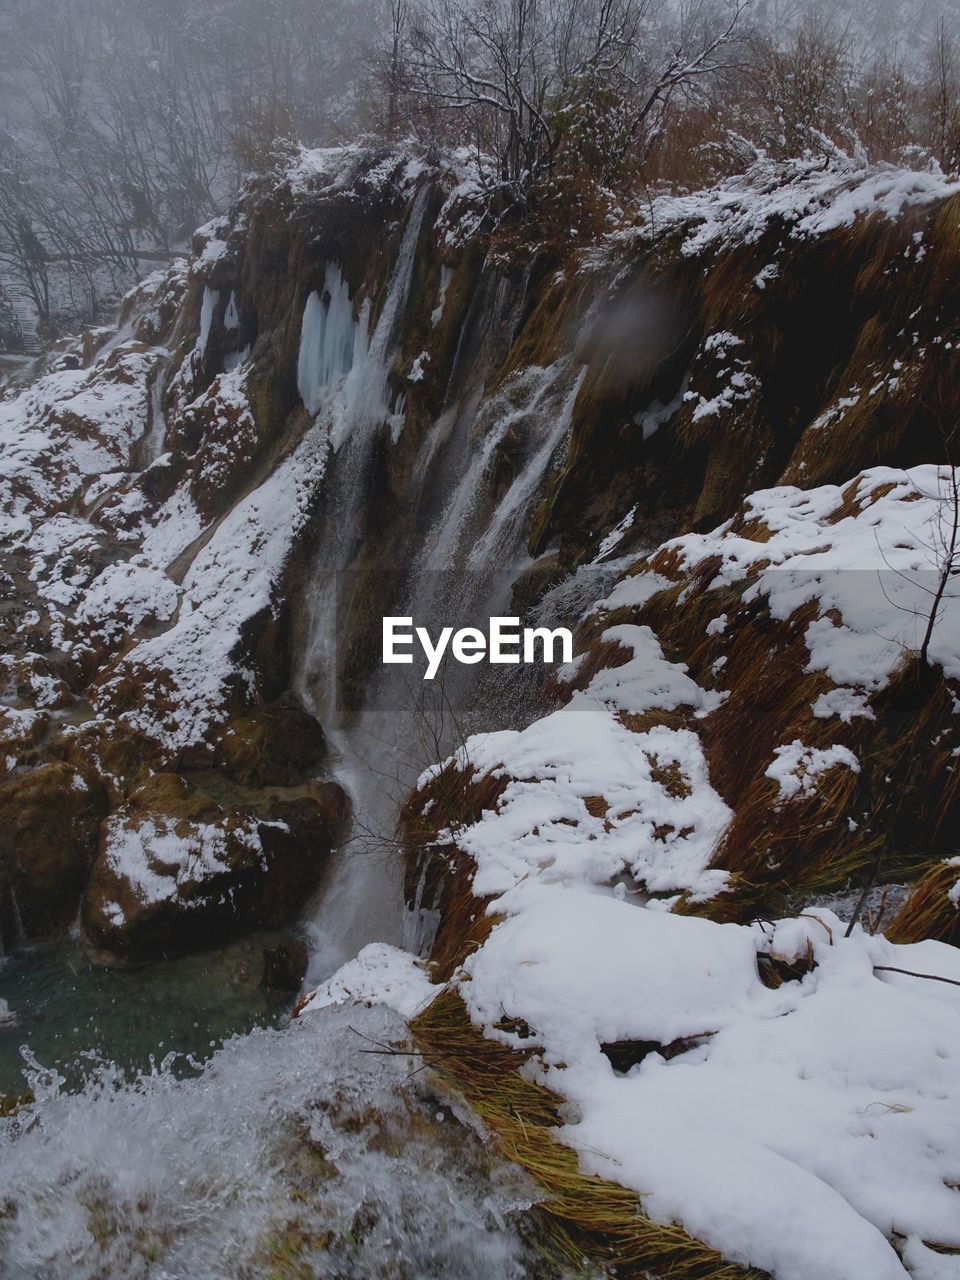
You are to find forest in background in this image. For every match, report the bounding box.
[3,0,960,346]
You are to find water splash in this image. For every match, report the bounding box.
[0,1004,567,1279]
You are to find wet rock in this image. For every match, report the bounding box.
[55,720,146,805]
[306,779,352,837]
[128,770,217,820]
[0,707,49,780]
[82,789,345,960]
[261,936,309,991]
[218,693,327,788]
[0,762,108,938]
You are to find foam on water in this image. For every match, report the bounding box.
[0,1003,568,1279]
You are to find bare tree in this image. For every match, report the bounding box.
[383,0,413,135]
[406,0,748,212]
[925,18,960,173]
[919,457,960,669]
[739,15,853,159]
[407,0,565,207]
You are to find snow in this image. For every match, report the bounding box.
[299,943,438,1020]
[195,237,229,271]
[566,623,725,718]
[140,484,205,568]
[683,330,759,425]
[100,812,268,913]
[421,622,732,906]
[765,740,861,801]
[102,421,328,751]
[389,458,960,1280]
[593,505,636,561]
[0,347,159,540]
[812,686,876,723]
[73,559,179,645]
[594,569,672,613]
[658,465,960,686]
[285,144,432,201]
[458,890,960,1280]
[638,155,960,258]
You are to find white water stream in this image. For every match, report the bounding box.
[291,195,585,985]
[0,1004,566,1279]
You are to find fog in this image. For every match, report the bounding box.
[1,0,959,350]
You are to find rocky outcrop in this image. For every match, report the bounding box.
[218,693,326,787]
[3,146,960,970]
[82,782,346,959]
[0,762,108,940]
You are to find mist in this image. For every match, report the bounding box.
[2,0,960,351]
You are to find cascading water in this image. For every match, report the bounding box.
[293,186,433,977]
[293,214,588,977]
[0,1003,579,1279]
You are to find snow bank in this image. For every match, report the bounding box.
[422,622,731,906]
[299,943,438,1020]
[462,897,960,1280]
[656,465,960,686]
[639,155,960,257]
[391,461,960,1279]
[0,348,159,540]
[102,421,328,751]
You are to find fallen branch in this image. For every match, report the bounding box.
[873,965,960,989]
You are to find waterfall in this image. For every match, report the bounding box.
[198,287,218,356]
[143,356,171,466]
[295,231,584,978]
[292,187,434,978]
[297,185,430,453]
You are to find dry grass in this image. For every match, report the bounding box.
[564,539,960,923]
[400,762,510,982]
[412,988,769,1280]
[887,860,960,946]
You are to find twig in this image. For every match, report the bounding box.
[873,965,960,989]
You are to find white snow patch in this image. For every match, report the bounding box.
[765,740,861,802]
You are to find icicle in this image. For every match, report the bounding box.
[198,287,218,356]
[296,264,358,416]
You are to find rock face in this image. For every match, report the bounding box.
[82,787,347,960]
[0,762,108,940]
[3,145,960,968]
[218,694,326,787]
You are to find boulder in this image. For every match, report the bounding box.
[82,787,347,960]
[0,762,108,939]
[306,778,352,836]
[218,693,326,787]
